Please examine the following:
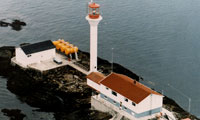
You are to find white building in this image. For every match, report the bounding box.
[87,72,163,118]
[15,40,55,67]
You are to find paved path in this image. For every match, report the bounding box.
[68,62,89,75]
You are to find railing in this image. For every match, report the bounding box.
[73,62,89,71]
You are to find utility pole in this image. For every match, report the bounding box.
[111,48,114,72]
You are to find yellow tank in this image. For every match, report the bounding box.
[64,42,69,45]
[56,43,63,50]
[53,41,59,46]
[72,48,75,53]
[54,39,78,54]
[69,44,74,47]
[65,48,70,55]
[60,39,65,43]
[60,44,67,52]
[74,46,78,53]
[58,39,64,43]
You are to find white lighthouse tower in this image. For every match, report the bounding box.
[86,1,102,72]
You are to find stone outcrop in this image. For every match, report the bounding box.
[0,19,26,31]
[1,109,26,120]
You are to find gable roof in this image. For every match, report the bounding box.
[21,40,55,55]
[100,73,162,104]
[86,72,105,85]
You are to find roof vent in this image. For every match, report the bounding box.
[133,80,137,85]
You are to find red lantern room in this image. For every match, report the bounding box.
[88,2,100,19]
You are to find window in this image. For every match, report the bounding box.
[112,91,117,96]
[92,8,96,15]
[124,107,127,110]
[27,54,31,57]
[113,100,116,104]
[104,95,108,99]
[106,87,109,90]
[132,102,136,106]
[124,98,128,102]
[96,8,99,14]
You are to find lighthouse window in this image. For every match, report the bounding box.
[92,8,96,15]
[96,8,99,14]
[106,87,109,90]
[112,91,117,97]
[89,8,92,14]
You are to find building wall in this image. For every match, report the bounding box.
[87,79,101,91]
[16,47,29,66]
[99,84,163,114]
[16,48,55,67]
[137,94,163,113]
[100,84,139,113]
[32,48,55,61]
[100,93,162,118]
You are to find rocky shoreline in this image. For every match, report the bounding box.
[0,46,199,120]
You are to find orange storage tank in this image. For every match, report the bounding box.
[64,42,69,45]
[65,48,70,55]
[72,48,76,53]
[67,48,72,54]
[57,39,64,43]
[74,46,78,53]
[56,43,63,50]
[69,44,74,47]
[53,41,59,46]
[60,44,67,52]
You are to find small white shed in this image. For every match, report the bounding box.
[15,40,55,67]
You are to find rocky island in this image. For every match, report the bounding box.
[0,46,199,120]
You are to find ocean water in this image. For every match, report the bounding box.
[0,0,200,118]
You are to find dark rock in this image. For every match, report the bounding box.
[0,46,15,75]
[163,97,200,120]
[0,21,9,27]
[10,20,27,31]
[0,19,26,31]
[54,109,112,120]
[1,109,26,120]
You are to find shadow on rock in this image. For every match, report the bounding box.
[1,109,26,120]
[54,109,112,120]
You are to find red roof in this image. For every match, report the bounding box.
[86,72,105,84]
[100,73,162,104]
[89,3,100,8]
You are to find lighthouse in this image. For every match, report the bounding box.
[86,2,102,72]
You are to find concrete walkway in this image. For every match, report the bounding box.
[11,52,90,75]
[68,61,89,75]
